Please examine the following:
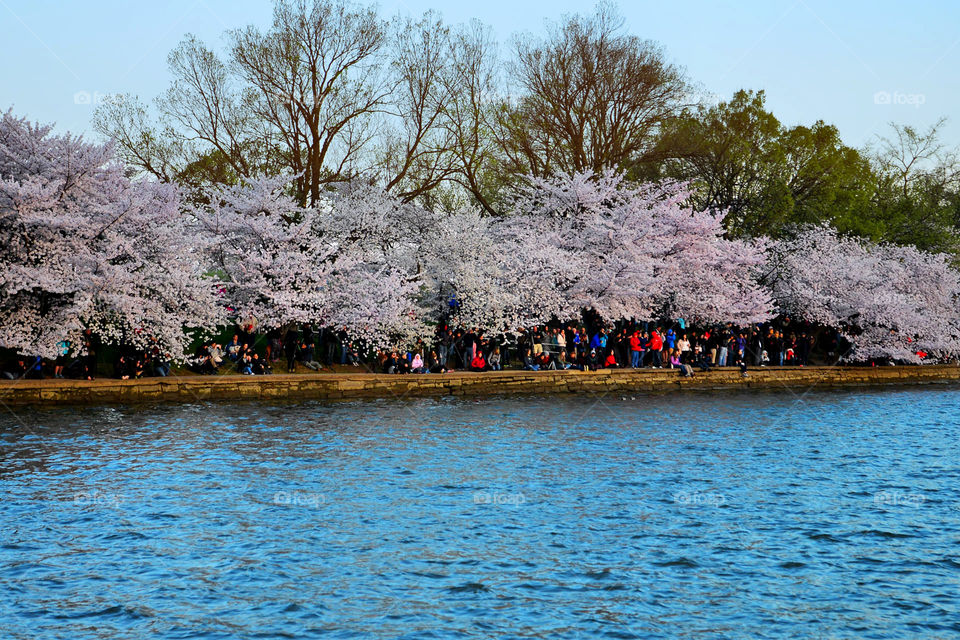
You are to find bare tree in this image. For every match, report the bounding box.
[440,20,502,214]
[869,117,960,252]
[230,0,391,205]
[96,0,392,206]
[875,117,954,199]
[378,12,457,203]
[92,94,182,183]
[160,34,256,181]
[498,1,689,178]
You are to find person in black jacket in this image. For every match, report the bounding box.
[768,331,782,367]
[383,351,399,374]
[2,357,27,380]
[114,354,133,380]
[239,323,256,352]
[193,343,217,375]
[283,326,300,373]
[266,326,282,363]
[588,349,600,371]
[83,329,99,380]
[301,324,315,363]
[427,350,447,373]
[798,332,812,366]
[251,353,272,375]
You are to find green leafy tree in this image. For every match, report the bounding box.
[655,90,875,238]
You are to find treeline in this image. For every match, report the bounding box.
[93,0,960,253]
[3,109,960,365]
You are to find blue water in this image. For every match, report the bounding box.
[1,388,959,639]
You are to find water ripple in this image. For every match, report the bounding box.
[1,387,959,638]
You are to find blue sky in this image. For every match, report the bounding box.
[1,0,957,149]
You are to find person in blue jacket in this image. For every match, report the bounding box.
[590,329,602,351]
[590,330,604,351]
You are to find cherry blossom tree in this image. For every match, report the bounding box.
[502,171,775,326]
[0,110,221,361]
[765,225,960,362]
[192,175,338,328]
[298,180,428,344]
[416,208,553,331]
[319,182,570,336]
[192,176,424,346]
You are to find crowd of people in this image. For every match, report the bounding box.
[189,324,329,376]
[401,321,826,377]
[2,315,841,381]
[0,329,164,381]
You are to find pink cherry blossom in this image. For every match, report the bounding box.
[0,110,221,361]
[766,225,960,362]
[501,171,775,326]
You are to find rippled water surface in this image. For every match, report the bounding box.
[2,388,959,638]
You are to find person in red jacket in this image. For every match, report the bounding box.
[469,351,487,372]
[649,329,664,368]
[604,351,618,368]
[629,331,644,368]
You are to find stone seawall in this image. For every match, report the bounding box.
[1,366,959,407]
